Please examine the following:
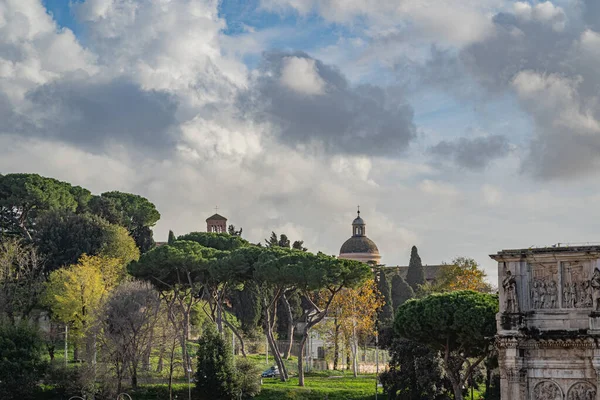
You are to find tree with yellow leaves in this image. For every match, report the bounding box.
[328,279,384,377]
[429,257,492,293]
[43,254,122,360]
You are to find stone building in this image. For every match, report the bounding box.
[206,213,227,233]
[338,209,381,264]
[492,245,600,400]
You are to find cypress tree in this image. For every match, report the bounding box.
[195,325,239,400]
[167,230,176,245]
[391,273,414,309]
[406,245,425,292]
[377,269,394,323]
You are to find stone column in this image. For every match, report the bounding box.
[592,355,600,400]
[506,368,522,400]
[498,337,526,400]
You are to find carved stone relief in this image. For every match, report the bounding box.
[591,268,600,311]
[533,381,562,400]
[503,269,519,313]
[567,382,596,400]
[530,263,559,310]
[562,261,593,309]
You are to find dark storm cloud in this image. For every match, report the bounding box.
[21,76,178,154]
[430,135,511,170]
[239,51,417,156]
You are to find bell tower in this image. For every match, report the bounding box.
[206,207,227,233]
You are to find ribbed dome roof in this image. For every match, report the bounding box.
[353,216,365,225]
[340,236,380,255]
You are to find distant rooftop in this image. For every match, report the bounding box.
[206,213,227,221]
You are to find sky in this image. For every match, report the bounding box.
[3,0,600,284]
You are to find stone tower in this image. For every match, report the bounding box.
[206,213,227,233]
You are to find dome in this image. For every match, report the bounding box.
[352,216,365,225]
[339,236,379,255]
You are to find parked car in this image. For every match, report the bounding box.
[261,366,280,378]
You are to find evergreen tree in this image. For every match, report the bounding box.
[379,338,447,400]
[195,324,239,400]
[405,246,425,291]
[377,269,394,323]
[228,225,243,236]
[0,322,47,400]
[292,240,307,251]
[167,230,176,245]
[277,234,290,248]
[265,232,278,247]
[391,273,414,310]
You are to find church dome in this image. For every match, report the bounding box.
[338,208,381,264]
[340,236,379,254]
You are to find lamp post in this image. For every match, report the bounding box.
[64,324,68,367]
[375,333,379,400]
[187,367,192,400]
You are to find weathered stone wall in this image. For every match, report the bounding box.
[492,246,600,400]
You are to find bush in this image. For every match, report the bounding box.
[0,322,47,399]
[195,324,239,400]
[42,364,82,398]
[236,358,261,399]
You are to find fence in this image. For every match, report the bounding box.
[241,337,389,373]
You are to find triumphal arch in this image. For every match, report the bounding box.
[492,245,600,400]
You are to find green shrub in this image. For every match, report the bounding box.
[236,358,261,399]
[0,321,47,399]
[195,324,238,399]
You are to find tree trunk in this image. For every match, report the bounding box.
[263,302,288,381]
[485,365,491,396]
[282,293,295,359]
[222,313,247,357]
[131,363,138,389]
[168,339,176,400]
[143,334,153,371]
[47,344,55,362]
[73,343,79,362]
[181,309,191,373]
[444,365,464,400]
[452,381,464,400]
[215,288,224,334]
[298,334,308,387]
[156,348,164,373]
[116,359,123,395]
[333,320,340,370]
[352,320,358,377]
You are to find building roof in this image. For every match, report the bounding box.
[206,213,227,222]
[352,216,365,225]
[340,236,380,255]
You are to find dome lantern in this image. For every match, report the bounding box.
[352,207,366,237]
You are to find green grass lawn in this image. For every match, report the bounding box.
[257,374,379,400]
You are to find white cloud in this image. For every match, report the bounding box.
[261,0,500,46]
[418,179,459,198]
[512,71,600,135]
[8,0,600,285]
[279,56,326,95]
[482,184,502,206]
